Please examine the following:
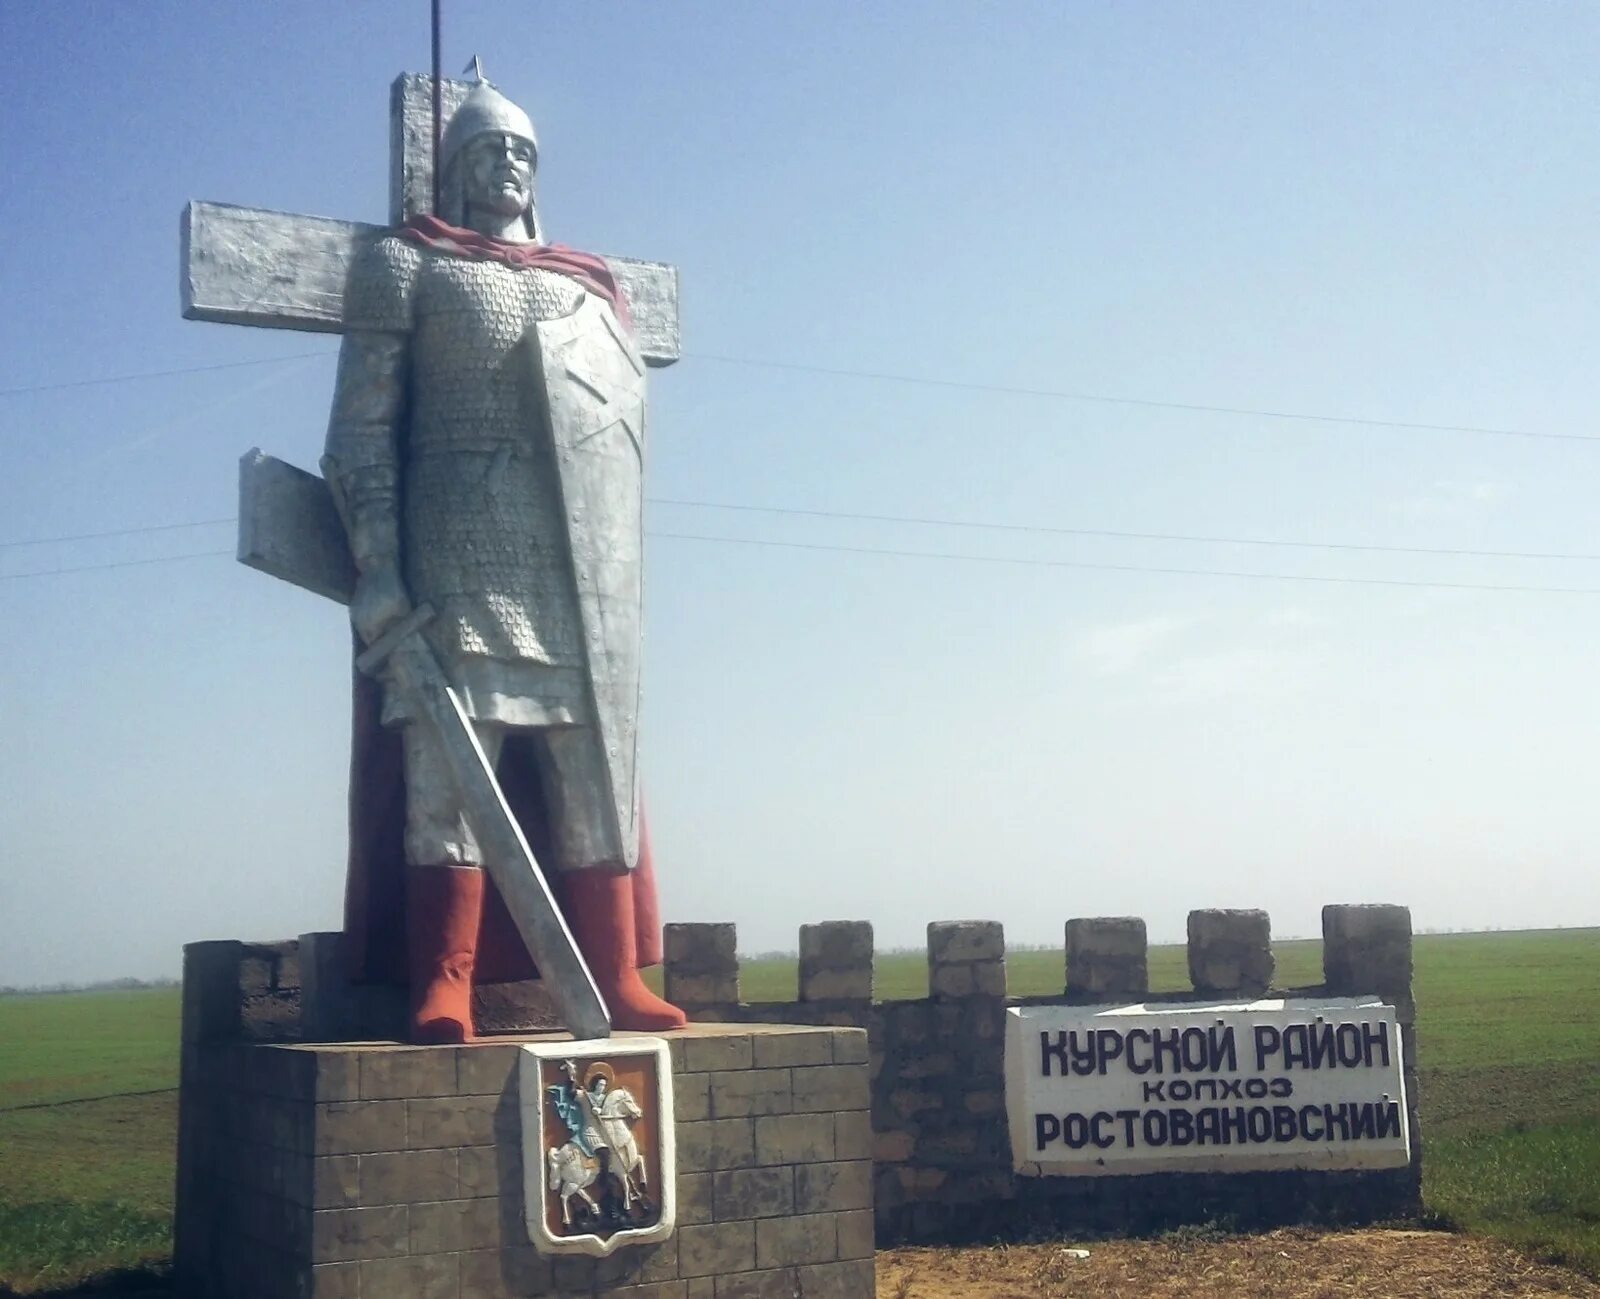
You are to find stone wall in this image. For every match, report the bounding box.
[175,960,875,1299]
[660,904,1421,1244]
[184,902,1419,1250]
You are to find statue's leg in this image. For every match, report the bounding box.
[403,722,506,1044]
[534,729,686,1032]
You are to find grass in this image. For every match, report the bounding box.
[0,992,179,1293]
[0,929,1595,1292]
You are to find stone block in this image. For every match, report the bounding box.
[791,1065,870,1114]
[676,1071,712,1121]
[315,1100,407,1155]
[753,1031,832,1069]
[685,1281,715,1299]
[359,1047,458,1100]
[307,1262,360,1299]
[929,964,974,998]
[835,1208,874,1260]
[457,1144,519,1201]
[833,1110,872,1157]
[927,920,1004,965]
[831,1030,869,1065]
[683,1034,755,1074]
[1066,917,1149,998]
[310,1204,409,1263]
[755,1212,837,1268]
[358,1251,459,1299]
[754,1113,835,1166]
[406,1094,499,1148]
[310,1155,360,1209]
[715,1269,798,1299]
[796,1259,875,1299]
[459,1245,554,1299]
[595,1237,679,1287]
[679,1118,756,1172]
[678,1220,756,1278]
[665,922,739,970]
[606,1283,687,1299]
[794,1161,872,1214]
[182,940,245,1044]
[1323,904,1413,997]
[454,1045,519,1097]
[708,1068,792,1118]
[678,1172,713,1225]
[1187,908,1274,993]
[313,1051,362,1103]
[358,1148,458,1205]
[667,972,741,1007]
[409,1197,501,1254]
[299,931,357,1043]
[713,1166,795,1220]
[798,922,873,1002]
[874,1130,914,1163]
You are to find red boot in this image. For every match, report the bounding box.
[406,864,484,1044]
[559,868,687,1032]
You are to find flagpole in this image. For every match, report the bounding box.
[430,0,443,213]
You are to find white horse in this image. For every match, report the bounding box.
[546,1141,600,1226]
[593,1088,648,1208]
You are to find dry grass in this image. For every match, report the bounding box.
[878,1228,1600,1299]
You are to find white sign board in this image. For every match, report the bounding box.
[1006,998,1409,1176]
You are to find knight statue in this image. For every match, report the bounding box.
[322,76,686,1042]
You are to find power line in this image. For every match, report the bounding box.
[650,498,1600,563]
[0,550,232,582]
[686,352,1600,445]
[10,502,1600,565]
[7,536,1598,596]
[0,350,333,397]
[0,517,235,550]
[4,345,1593,445]
[651,532,1600,594]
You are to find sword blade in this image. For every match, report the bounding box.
[380,629,612,1041]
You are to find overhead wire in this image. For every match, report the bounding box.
[7,502,1600,564]
[3,347,1595,445]
[0,350,332,397]
[5,536,1599,596]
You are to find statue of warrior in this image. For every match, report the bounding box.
[322,77,686,1041]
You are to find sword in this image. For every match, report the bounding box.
[356,604,612,1040]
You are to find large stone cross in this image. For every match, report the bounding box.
[181,73,679,604]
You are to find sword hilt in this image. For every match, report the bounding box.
[355,602,438,677]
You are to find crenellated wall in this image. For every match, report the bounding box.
[661,905,1421,1243]
[184,903,1420,1246]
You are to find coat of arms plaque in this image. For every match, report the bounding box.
[519,1037,676,1255]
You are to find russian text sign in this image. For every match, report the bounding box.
[1006,998,1409,1176]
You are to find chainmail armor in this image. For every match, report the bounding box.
[343,237,590,676]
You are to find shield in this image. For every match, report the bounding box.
[525,294,647,869]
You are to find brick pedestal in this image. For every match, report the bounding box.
[175,1025,875,1299]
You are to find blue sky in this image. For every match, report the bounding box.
[2,2,1598,984]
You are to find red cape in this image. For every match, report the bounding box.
[342,218,655,985]
[397,215,634,330]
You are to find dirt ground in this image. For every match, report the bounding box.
[877,1228,1600,1299]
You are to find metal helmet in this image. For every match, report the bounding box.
[441,79,538,176]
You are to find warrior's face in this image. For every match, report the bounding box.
[462,132,536,222]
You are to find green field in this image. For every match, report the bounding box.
[1,931,1596,1293]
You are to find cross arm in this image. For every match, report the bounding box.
[181,200,681,365]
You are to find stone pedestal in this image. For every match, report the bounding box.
[175,1025,875,1299]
